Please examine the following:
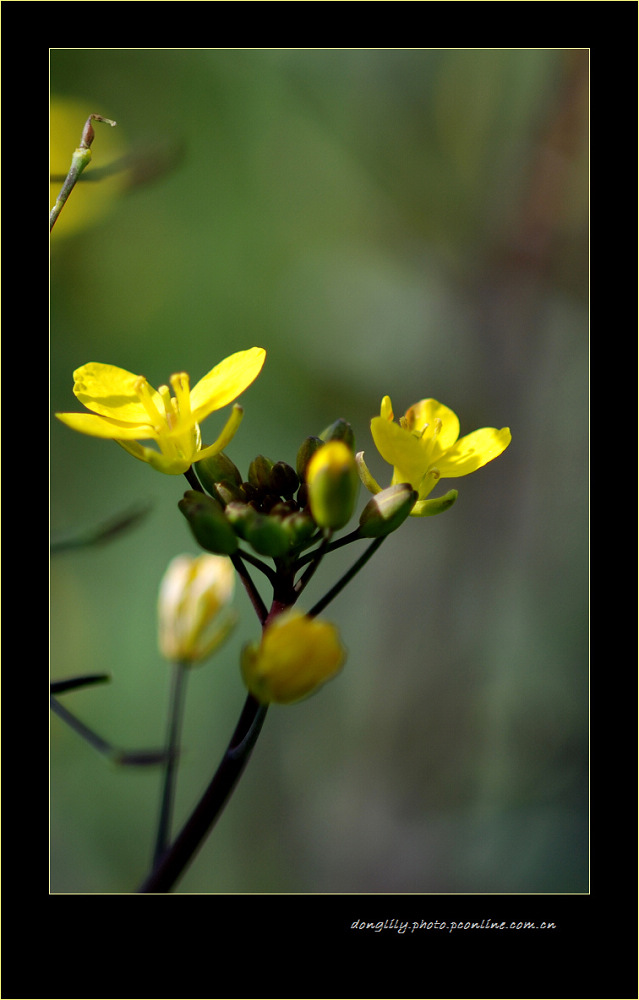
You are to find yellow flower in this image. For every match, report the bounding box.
[55,348,266,474]
[358,396,511,516]
[241,611,346,705]
[158,553,236,664]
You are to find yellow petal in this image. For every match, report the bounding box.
[72,363,161,424]
[195,405,244,463]
[117,439,191,474]
[189,348,266,424]
[55,411,157,440]
[380,395,394,421]
[406,399,460,451]
[370,415,426,488]
[435,426,511,477]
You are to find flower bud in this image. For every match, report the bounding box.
[358,483,418,538]
[178,490,239,555]
[283,509,317,549]
[306,440,359,529]
[248,455,276,491]
[320,418,355,450]
[195,451,243,495]
[241,610,346,704]
[296,436,324,479]
[213,479,246,507]
[270,461,300,499]
[158,553,236,664]
[225,502,291,557]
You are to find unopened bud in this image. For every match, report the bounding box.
[320,418,355,450]
[225,502,291,558]
[270,461,300,499]
[284,509,317,548]
[296,436,324,479]
[306,440,359,530]
[358,483,418,537]
[178,490,238,555]
[158,553,236,664]
[241,610,346,704]
[195,452,243,495]
[248,455,275,491]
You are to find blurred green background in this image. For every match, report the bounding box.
[50,48,588,894]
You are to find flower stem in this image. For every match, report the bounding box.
[309,536,386,619]
[50,695,167,766]
[138,694,268,893]
[152,661,189,867]
[50,114,116,231]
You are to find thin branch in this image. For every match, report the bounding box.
[50,696,167,766]
[50,114,116,231]
[138,695,268,893]
[152,663,189,866]
[308,536,386,619]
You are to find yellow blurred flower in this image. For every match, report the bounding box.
[241,611,346,704]
[358,396,511,515]
[55,348,266,474]
[158,553,236,664]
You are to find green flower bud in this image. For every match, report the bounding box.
[320,418,355,451]
[270,461,300,499]
[296,436,324,480]
[214,480,246,507]
[178,491,239,555]
[195,451,243,494]
[306,440,359,530]
[248,455,275,491]
[283,509,317,549]
[225,502,291,557]
[358,483,418,538]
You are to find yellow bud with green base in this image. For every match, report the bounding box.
[358,483,418,538]
[306,440,359,530]
[241,611,346,704]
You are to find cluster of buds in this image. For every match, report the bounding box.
[179,418,418,563]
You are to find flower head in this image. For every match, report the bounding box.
[358,396,511,516]
[241,610,346,704]
[55,348,266,474]
[158,553,236,664]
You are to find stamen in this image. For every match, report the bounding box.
[135,377,164,428]
[170,372,192,421]
[420,417,442,465]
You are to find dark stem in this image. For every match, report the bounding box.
[309,536,386,619]
[293,530,332,596]
[50,696,167,766]
[231,552,269,624]
[50,674,110,694]
[295,527,361,568]
[183,466,270,622]
[152,662,189,867]
[138,694,268,893]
